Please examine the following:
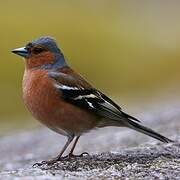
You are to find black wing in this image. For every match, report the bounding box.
[53,81,140,123]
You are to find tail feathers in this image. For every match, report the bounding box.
[126,119,173,143]
[121,111,141,122]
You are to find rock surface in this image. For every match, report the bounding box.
[0,101,180,179]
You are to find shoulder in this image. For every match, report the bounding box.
[48,66,93,89]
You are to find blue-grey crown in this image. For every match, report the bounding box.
[31,36,61,54]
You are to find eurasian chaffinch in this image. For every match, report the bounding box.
[12,36,173,165]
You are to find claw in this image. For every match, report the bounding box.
[62,152,90,160]
[79,152,89,157]
[32,161,46,167]
[32,152,90,167]
[32,158,62,167]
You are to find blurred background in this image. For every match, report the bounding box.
[0,0,180,136]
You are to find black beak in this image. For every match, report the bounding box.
[12,47,28,58]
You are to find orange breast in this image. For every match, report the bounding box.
[22,69,98,136]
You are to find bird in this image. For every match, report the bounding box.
[12,36,173,165]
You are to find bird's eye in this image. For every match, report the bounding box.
[33,47,44,54]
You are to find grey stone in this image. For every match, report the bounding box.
[0,102,180,179]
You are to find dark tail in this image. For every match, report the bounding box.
[126,119,173,143]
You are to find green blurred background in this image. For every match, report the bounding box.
[0,1,179,135]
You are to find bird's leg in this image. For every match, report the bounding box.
[63,136,89,159]
[33,136,74,167]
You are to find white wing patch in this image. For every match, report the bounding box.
[74,94,97,100]
[54,83,95,109]
[74,94,97,109]
[87,101,94,108]
[54,83,79,90]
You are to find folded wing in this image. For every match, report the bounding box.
[48,71,140,123]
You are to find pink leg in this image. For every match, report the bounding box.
[33,136,74,166]
[64,136,89,159]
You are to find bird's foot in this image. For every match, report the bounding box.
[32,152,90,167]
[63,152,90,160]
[32,157,62,167]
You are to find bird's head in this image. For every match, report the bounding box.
[12,36,67,69]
